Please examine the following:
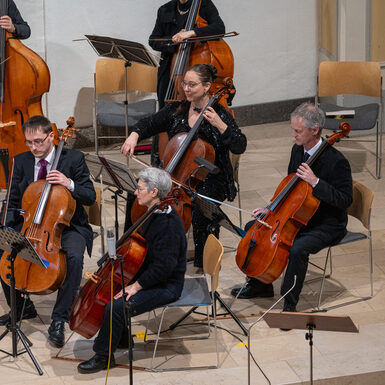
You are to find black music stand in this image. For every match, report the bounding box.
[0,225,46,375]
[84,154,137,241]
[83,35,158,152]
[192,194,244,237]
[262,310,359,384]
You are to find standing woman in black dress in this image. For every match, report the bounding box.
[122,63,246,269]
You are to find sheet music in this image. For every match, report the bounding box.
[193,195,242,236]
[84,154,137,192]
[85,35,159,67]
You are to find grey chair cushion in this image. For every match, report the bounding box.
[320,103,379,131]
[337,231,367,245]
[166,277,212,308]
[97,98,157,127]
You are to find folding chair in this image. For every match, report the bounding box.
[316,61,383,179]
[145,234,224,371]
[308,180,374,310]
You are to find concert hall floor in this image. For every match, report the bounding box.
[1,121,385,385]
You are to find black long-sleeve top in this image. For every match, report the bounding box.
[133,101,247,201]
[8,1,30,40]
[149,0,225,56]
[135,207,187,292]
[288,142,353,241]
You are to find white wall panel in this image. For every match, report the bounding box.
[17,0,317,126]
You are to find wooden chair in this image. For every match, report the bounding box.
[308,180,374,310]
[316,61,383,179]
[93,58,157,153]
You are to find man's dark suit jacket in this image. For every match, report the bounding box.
[7,147,96,253]
[288,141,353,242]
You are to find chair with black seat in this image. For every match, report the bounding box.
[308,180,374,311]
[144,234,224,371]
[316,61,383,179]
[93,58,157,154]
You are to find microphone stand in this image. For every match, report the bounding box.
[117,252,133,385]
[246,276,297,385]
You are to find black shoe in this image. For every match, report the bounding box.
[280,302,297,331]
[0,303,37,326]
[78,354,115,374]
[48,320,65,348]
[231,283,274,299]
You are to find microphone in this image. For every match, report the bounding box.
[106,227,116,259]
[194,156,220,175]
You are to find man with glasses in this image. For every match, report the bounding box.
[0,115,96,349]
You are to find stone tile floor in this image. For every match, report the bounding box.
[0,121,384,384]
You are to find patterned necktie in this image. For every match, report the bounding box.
[37,159,48,180]
[303,152,310,163]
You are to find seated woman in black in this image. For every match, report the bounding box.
[78,167,187,374]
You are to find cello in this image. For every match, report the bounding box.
[235,122,351,283]
[70,196,176,339]
[0,0,58,189]
[0,118,77,294]
[130,86,232,230]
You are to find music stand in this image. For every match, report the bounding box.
[0,225,46,375]
[85,154,137,240]
[83,35,158,153]
[193,194,244,237]
[262,310,359,384]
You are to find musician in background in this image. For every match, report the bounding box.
[0,116,95,348]
[232,103,352,314]
[149,0,225,165]
[78,168,187,374]
[0,0,30,40]
[122,64,246,271]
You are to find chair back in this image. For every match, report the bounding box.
[348,180,374,230]
[318,61,381,98]
[84,186,102,226]
[203,234,224,292]
[95,57,157,94]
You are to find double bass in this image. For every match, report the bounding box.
[0,0,58,189]
[0,118,77,294]
[70,196,176,339]
[235,122,351,283]
[163,0,236,113]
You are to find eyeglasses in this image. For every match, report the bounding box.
[135,186,148,193]
[25,133,50,147]
[181,81,202,89]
